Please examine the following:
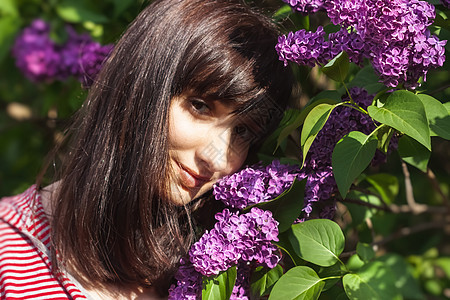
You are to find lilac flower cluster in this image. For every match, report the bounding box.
[213,160,300,209]
[168,258,202,300]
[300,87,397,217]
[188,208,280,277]
[168,260,251,300]
[277,0,447,88]
[282,0,325,15]
[230,262,251,300]
[12,19,113,87]
[276,26,329,67]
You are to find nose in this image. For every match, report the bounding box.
[197,127,240,174]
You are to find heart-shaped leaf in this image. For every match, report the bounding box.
[321,51,349,82]
[250,265,283,298]
[300,103,335,166]
[269,266,325,300]
[343,261,402,300]
[289,219,345,267]
[368,90,430,150]
[332,130,378,198]
[398,135,431,172]
[202,266,237,300]
[416,94,450,140]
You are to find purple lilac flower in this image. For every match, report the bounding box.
[168,258,202,300]
[213,160,301,210]
[12,19,113,87]
[282,0,325,15]
[441,0,450,8]
[77,41,114,87]
[189,208,280,277]
[277,0,447,89]
[275,26,329,67]
[168,259,252,300]
[12,19,61,82]
[230,262,251,300]
[300,87,398,217]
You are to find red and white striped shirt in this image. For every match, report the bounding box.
[0,185,87,299]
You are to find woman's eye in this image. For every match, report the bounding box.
[190,99,210,115]
[233,124,249,138]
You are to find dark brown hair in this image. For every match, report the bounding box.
[48,0,293,294]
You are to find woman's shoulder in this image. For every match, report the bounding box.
[0,184,88,299]
[0,184,40,228]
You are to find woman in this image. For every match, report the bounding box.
[0,0,293,298]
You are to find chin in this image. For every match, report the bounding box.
[169,182,213,205]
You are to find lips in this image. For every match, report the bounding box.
[176,162,211,189]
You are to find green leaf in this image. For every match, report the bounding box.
[343,261,402,300]
[250,265,283,298]
[0,0,18,16]
[289,219,345,267]
[416,94,450,140]
[321,51,349,82]
[344,190,382,225]
[276,229,304,266]
[56,0,109,23]
[254,179,306,232]
[373,125,395,154]
[376,254,425,299]
[348,65,385,94]
[364,173,399,204]
[308,90,343,104]
[346,254,365,272]
[332,131,378,198]
[300,104,335,166]
[356,242,375,263]
[435,257,450,279]
[276,99,338,151]
[398,135,431,172]
[0,15,21,62]
[368,90,431,150]
[444,102,450,114]
[272,4,293,21]
[110,0,135,18]
[259,108,301,155]
[269,266,325,300]
[202,266,237,300]
[317,263,342,291]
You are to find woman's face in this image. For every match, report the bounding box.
[168,94,251,205]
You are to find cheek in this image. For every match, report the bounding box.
[168,105,198,149]
[229,145,249,174]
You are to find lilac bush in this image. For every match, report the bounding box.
[277,0,447,88]
[301,87,398,217]
[12,19,113,87]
